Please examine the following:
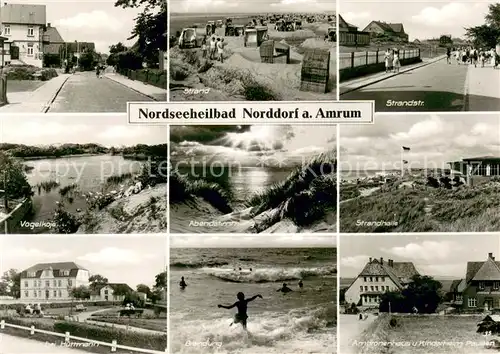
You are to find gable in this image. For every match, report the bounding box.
[472,258,500,281]
[1,4,46,25]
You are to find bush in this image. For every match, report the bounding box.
[0,301,121,311]
[40,68,58,81]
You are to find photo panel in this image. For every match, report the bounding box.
[339,233,500,354]
[338,1,500,112]
[168,0,336,101]
[0,234,167,353]
[0,114,168,234]
[0,0,166,114]
[169,124,337,234]
[169,234,337,353]
[339,113,500,233]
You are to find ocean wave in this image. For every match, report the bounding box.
[170,305,336,353]
[170,261,229,269]
[203,266,337,283]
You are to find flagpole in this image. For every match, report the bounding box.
[401,148,403,178]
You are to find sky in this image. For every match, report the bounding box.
[339,114,500,171]
[0,235,166,288]
[341,1,494,40]
[171,0,334,14]
[0,115,168,147]
[170,125,337,167]
[339,234,500,278]
[171,235,336,248]
[4,0,147,53]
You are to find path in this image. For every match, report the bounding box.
[48,72,155,112]
[339,314,377,354]
[341,59,478,111]
[466,64,500,111]
[0,333,89,353]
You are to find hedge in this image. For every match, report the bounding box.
[0,301,121,310]
[118,68,166,89]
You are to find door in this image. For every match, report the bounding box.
[45,290,49,299]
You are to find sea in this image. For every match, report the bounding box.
[169,247,337,353]
[176,165,294,207]
[23,155,144,232]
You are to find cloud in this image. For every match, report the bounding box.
[77,247,157,266]
[2,248,70,263]
[390,115,444,141]
[54,10,123,32]
[340,255,370,269]
[382,241,461,262]
[411,3,484,28]
[343,11,371,24]
[179,0,237,12]
[3,121,90,143]
[97,126,148,141]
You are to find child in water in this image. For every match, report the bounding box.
[218,292,263,330]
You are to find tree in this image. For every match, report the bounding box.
[115,0,167,68]
[70,285,91,300]
[136,284,152,297]
[89,274,108,291]
[154,270,167,290]
[0,269,21,298]
[122,292,145,308]
[78,51,98,71]
[107,42,129,66]
[465,4,500,48]
[0,152,34,204]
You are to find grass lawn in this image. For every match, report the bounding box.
[89,317,167,333]
[44,306,106,316]
[6,80,45,93]
[385,316,493,354]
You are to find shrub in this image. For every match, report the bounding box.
[40,68,58,81]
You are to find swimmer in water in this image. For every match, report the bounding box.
[179,276,187,288]
[277,283,293,293]
[298,280,303,288]
[218,292,263,330]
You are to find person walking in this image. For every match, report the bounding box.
[217,38,225,63]
[392,49,400,73]
[384,49,392,73]
[201,38,208,59]
[209,37,216,60]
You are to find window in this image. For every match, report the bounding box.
[370,286,374,291]
[53,280,57,287]
[24,291,28,297]
[38,290,41,297]
[28,271,36,277]
[376,277,379,282]
[24,281,28,287]
[27,43,34,56]
[3,25,10,35]
[479,282,485,290]
[375,286,379,291]
[45,281,49,287]
[456,294,463,301]
[63,270,70,276]
[28,26,34,37]
[58,290,62,297]
[68,279,72,286]
[360,286,363,291]
[468,298,477,308]
[53,290,57,297]
[58,280,62,287]
[104,290,108,295]
[494,282,499,290]
[364,286,368,291]
[370,277,373,282]
[381,277,385,282]
[34,291,37,298]
[363,277,367,282]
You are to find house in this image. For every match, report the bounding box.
[344,257,420,307]
[338,15,370,46]
[90,283,134,302]
[449,157,500,180]
[362,21,409,43]
[462,253,500,311]
[20,262,90,301]
[42,23,64,56]
[447,279,467,306]
[1,3,47,67]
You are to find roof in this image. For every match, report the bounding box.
[472,257,500,281]
[466,257,500,283]
[91,283,134,295]
[366,21,406,34]
[44,26,64,43]
[480,315,500,323]
[461,156,500,163]
[21,262,87,278]
[359,259,419,289]
[450,279,462,292]
[1,4,46,25]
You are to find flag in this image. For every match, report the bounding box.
[403,160,409,164]
[402,146,410,151]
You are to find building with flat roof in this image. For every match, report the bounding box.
[449,156,500,177]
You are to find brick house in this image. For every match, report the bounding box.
[20,262,90,301]
[89,283,133,302]
[345,257,420,306]
[462,253,500,311]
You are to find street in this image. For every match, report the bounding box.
[0,333,90,353]
[47,71,155,113]
[341,59,500,111]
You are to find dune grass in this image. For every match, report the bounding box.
[169,169,233,214]
[247,151,337,229]
[340,182,500,232]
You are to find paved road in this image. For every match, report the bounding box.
[341,60,471,111]
[48,71,154,112]
[0,333,89,353]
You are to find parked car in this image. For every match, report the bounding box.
[75,304,87,312]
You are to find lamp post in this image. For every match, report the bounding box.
[75,40,79,68]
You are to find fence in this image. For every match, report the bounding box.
[0,320,166,353]
[119,68,167,90]
[339,49,421,69]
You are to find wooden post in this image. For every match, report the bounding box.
[30,325,35,335]
[350,52,354,68]
[365,51,368,65]
[111,340,117,352]
[65,331,70,343]
[376,50,379,64]
[1,320,4,329]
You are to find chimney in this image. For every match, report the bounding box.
[489,253,494,260]
[369,257,372,262]
[380,257,384,265]
[389,259,393,267]
[47,23,51,28]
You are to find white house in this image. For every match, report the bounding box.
[345,257,420,307]
[20,262,90,301]
[1,3,46,67]
[90,283,134,302]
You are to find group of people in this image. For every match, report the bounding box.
[384,48,401,74]
[201,36,225,63]
[447,46,498,69]
[24,303,43,316]
[179,275,304,330]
